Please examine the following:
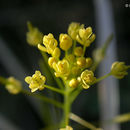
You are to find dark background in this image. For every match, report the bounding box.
[0,0,130,130]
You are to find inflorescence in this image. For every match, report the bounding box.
[0,22,130,130]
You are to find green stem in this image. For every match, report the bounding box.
[64,85,71,126]
[21,89,63,109]
[69,113,99,130]
[0,76,7,84]
[65,50,68,58]
[93,72,111,84]
[43,84,65,95]
[83,45,87,56]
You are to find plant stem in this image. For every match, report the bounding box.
[21,89,63,109]
[0,76,7,84]
[64,85,71,126]
[83,45,87,56]
[69,113,98,130]
[93,72,111,84]
[43,84,65,95]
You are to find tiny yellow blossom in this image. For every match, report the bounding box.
[48,57,57,68]
[69,78,79,88]
[77,57,86,68]
[38,33,58,54]
[25,71,46,92]
[59,34,72,51]
[86,57,93,68]
[79,27,92,40]
[26,22,43,46]
[68,22,84,40]
[111,61,130,79]
[81,70,96,89]
[6,77,22,94]
[53,60,70,77]
[60,125,73,130]
[76,27,96,47]
[74,47,83,56]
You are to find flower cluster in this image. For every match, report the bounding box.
[0,21,129,130]
[25,22,130,93]
[37,22,96,89]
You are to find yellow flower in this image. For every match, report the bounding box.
[26,22,43,46]
[74,47,83,57]
[25,71,46,92]
[76,27,96,47]
[80,70,96,89]
[53,60,70,77]
[59,34,72,51]
[69,78,79,88]
[68,22,84,40]
[111,61,130,79]
[60,125,73,130]
[38,33,58,54]
[6,77,22,94]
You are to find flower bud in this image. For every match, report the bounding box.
[111,61,130,79]
[6,77,22,94]
[77,57,86,68]
[74,47,83,56]
[86,57,93,68]
[26,22,43,46]
[59,34,72,51]
[43,33,57,48]
[69,78,79,88]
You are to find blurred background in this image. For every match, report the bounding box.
[0,0,130,130]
